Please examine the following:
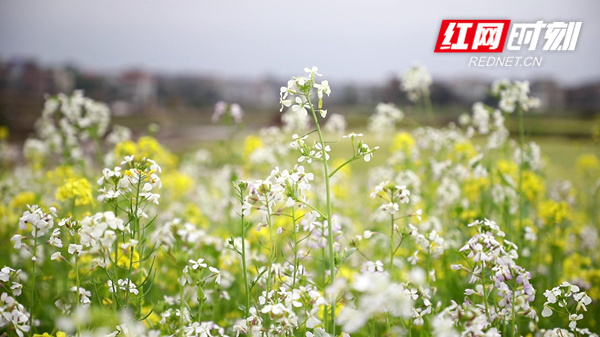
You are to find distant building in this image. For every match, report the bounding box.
[448,78,489,104]
[566,82,600,116]
[531,79,565,111]
[117,70,157,108]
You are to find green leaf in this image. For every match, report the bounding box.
[337,247,357,266]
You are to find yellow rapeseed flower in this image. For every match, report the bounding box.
[114,140,138,158]
[538,199,571,225]
[138,136,178,168]
[460,209,478,223]
[56,178,94,207]
[112,244,141,269]
[184,203,207,228]
[46,165,76,186]
[162,171,193,199]
[583,269,600,299]
[576,153,600,178]
[522,171,545,202]
[33,331,66,337]
[391,132,416,155]
[10,191,36,209]
[115,136,178,169]
[243,135,263,157]
[450,141,477,162]
[496,159,518,177]
[463,177,491,201]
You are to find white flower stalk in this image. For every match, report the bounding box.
[368,103,404,136]
[32,90,111,164]
[277,66,342,334]
[338,272,414,333]
[491,79,540,114]
[541,282,592,331]
[400,64,432,103]
[212,101,244,124]
[370,182,413,275]
[324,113,347,134]
[455,219,537,333]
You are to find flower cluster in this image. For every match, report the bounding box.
[280,66,330,118]
[0,267,30,337]
[368,103,404,135]
[491,79,541,113]
[32,90,110,162]
[338,272,414,333]
[97,155,162,208]
[400,65,432,102]
[542,282,593,330]
[453,219,537,332]
[1,66,599,336]
[371,181,411,215]
[11,205,57,260]
[212,101,244,124]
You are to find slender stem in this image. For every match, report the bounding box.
[389,214,395,277]
[125,178,141,308]
[306,92,336,335]
[294,200,327,220]
[29,228,38,330]
[329,155,360,178]
[482,276,490,320]
[75,254,81,304]
[266,196,274,296]
[179,278,185,337]
[291,207,299,290]
[510,285,517,336]
[517,108,525,236]
[239,191,250,317]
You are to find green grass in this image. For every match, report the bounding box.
[113,109,599,180]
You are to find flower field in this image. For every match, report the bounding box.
[0,67,599,337]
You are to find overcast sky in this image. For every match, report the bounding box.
[1,0,599,86]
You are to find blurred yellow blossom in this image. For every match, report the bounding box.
[391,132,415,155]
[46,165,77,186]
[451,141,477,162]
[496,159,518,177]
[576,153,600,178]
[162,171,193,199]
[243,135,263,158]
[56,178,94,207]
[538,199,571,225]
[522,171,545,202]
[10,191,36,209]
[115,136,178,169]
[0,125,9,140]
[463,176,490,201]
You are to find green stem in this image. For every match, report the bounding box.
[291,207,299,290]
[517,108,525,240]
[266,197,274,296]
[29,228,38,331]
[306,92,336,335]
[482,266,490,320]
[179,279,185,337]
[239,191,250,317]
[389,214,395,277]
[124,178,141,308]
[510,283,517,336]
[329,155,360,178]
[294,200,327,220]
[75,255,80,304]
